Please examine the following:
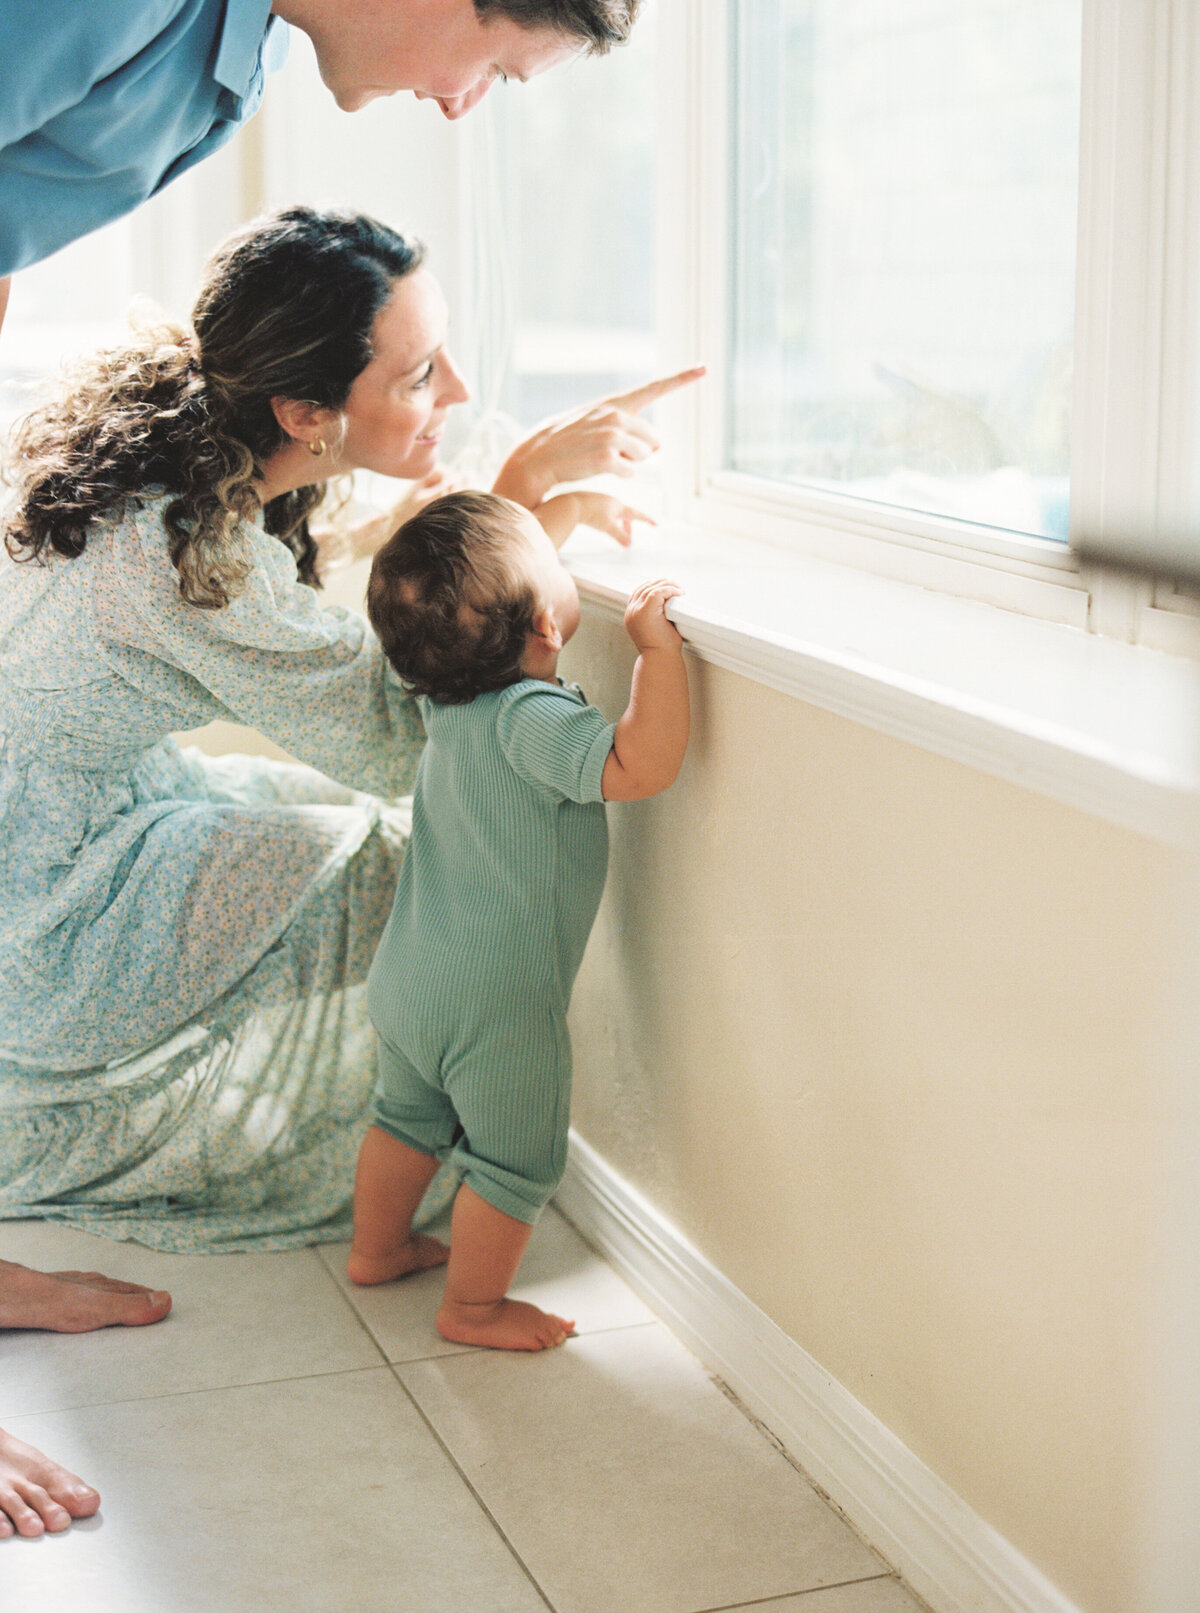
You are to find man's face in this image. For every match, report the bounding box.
[294,0,579,118]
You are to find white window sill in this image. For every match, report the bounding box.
[563,525,1200,846]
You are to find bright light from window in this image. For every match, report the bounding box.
[730,0,1081,542]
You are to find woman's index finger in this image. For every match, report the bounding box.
[607,365,707,415]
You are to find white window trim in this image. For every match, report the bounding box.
[650,0,1200,650]
[547,0,1200,847]
[564,520,1200,847]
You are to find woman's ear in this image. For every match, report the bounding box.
[270,396,334,451]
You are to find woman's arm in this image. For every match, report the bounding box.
[492,367,706,510]
[105,504,426,799]
[601,580,690,803]
[0,277,10,338]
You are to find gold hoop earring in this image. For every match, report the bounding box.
[308,437,326,458]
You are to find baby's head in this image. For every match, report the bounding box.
[367,491,580,704]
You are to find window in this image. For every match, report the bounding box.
[4,1,1198,647]
[729,0,1080,544]
[475,10,658,426]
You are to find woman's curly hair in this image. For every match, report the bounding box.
[2,206,424,608]
[368,492,540,705]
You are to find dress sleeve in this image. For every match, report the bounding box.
[98,503,425,798]
[495,683,615,805]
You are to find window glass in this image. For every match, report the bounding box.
[487,11,657,426]
[730,0,1081,541]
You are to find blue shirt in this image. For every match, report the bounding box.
[0,0,289,275]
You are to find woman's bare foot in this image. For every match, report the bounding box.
[346,1235,451,1287]
[436,1296,575,1352]
[0,1261,171,1333]
[0,1428,101,1539]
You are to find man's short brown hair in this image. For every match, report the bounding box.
[473,0,640,53]
[367,491,540,705]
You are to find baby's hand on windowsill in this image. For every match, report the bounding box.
[624,579,684,652]
[534,491,656,551]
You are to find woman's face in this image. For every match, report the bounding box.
[337,269,470,480]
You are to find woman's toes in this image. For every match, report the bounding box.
[5,1489,46,1538]
[37,1496,73,1533]
[114,1288,172,1326]
[61,1286,171,1331]
[47,1478,100,1519]
[55,1272,161,1298]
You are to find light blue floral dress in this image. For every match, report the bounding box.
[0,496,453,1252]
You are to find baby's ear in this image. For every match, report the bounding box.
[531,606,563,653]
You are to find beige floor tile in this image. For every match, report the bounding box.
[398,1323,886,1613]
[317,1204,656,1363]
[719,1578,927,1611]
[1,1369,550,1613]
[0,1222,380,1417]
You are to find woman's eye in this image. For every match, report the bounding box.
[412,363,435,390]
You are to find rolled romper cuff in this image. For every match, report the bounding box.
[366,1115,554,1225]
[453,1156,557,1227]
[370,1107,453,1162]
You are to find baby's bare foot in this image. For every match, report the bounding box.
[346,1235,450,1287]
[436,1297,576,1352]
[0,1428,100,1540]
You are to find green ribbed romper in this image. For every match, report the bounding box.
[366,678,616,1224]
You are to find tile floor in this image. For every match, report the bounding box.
[1,1208,928,1613]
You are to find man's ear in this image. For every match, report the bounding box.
[270,396,333,449]
[531,606,563,653]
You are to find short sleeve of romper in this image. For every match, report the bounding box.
[495,682,615,805]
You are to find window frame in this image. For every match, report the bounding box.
[651,0,1200,646]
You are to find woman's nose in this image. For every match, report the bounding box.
[440,356,471,406]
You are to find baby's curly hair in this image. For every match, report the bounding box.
[368,492,541,704]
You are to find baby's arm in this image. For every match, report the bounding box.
[534,490,655,551]
[602,580,690,802]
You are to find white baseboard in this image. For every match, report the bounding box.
[556,1132,1082,1613]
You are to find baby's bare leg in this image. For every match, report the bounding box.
[436,1184,574,1352]
[347,1126,450,1285]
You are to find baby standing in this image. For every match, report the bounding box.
[350,490,689,1351]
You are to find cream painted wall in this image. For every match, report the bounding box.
[560,604,1182,1613]
[181,564,1181,1611]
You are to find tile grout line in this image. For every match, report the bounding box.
[314,1246,406,1368]
[319,1255,555,1608]
[2,1361,416,1423]
[689,1573,902,1613]
[385,1359,559,1613]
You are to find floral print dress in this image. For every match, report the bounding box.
[0,496,453,1251]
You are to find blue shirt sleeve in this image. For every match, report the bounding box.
[496,682,615,805]
[0,0,283,275]
[0,0,186,150]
